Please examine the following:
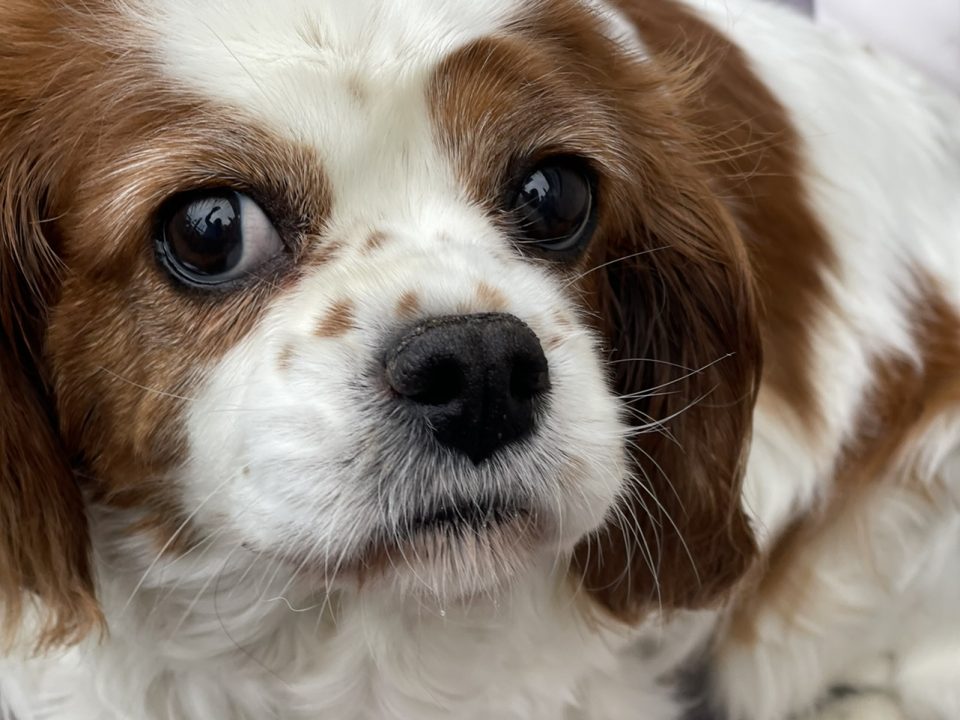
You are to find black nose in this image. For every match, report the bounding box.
[384,313,550,464]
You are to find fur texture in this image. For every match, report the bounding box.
[1,0,958,718]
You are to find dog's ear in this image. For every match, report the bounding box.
[1,130,101,650]
[574,154,761,620]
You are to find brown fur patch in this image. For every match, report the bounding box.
[430,0,774,619]
[315,300,357,338]
[729,274,960,640]
[277,344,295,371]
[610,0,835,428]
[475,282,508,311]
[837,276,960,486]
[395,291,422,320]
[306,239,343,267]
[0,350,103,649]
[363,230,388,253]
[1,0,330,646]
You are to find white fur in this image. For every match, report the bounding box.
[1,519,652,719]
[5,1,660,718]
[3,0,960,719]
[183,226,627,592]
[684,1,960,719]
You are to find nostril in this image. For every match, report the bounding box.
[509,354,550,401]
[410,356,465,406]
[386,349,466,406]
[383,313,551,463]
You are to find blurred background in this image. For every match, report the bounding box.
[777,0,959,92]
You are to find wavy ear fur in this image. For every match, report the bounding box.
[575,141,762,620]
[1,38,101,650]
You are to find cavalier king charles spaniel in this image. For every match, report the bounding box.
[1,0,959,718]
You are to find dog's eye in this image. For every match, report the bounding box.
[509,159,595,254]
[157,190,282,286]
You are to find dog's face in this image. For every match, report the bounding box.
[1,0,760,645]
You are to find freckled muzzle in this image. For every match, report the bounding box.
[383,313,551,464]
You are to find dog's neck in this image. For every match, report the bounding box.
[35,504,704,720]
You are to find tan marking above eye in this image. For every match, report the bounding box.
[315,300,357,338]
[395,291,421,319]
[545,335,564,351]
[475,282,508,311]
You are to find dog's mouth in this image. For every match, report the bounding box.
[348,495,542,591]
[400,497,529,539]
[269,490,547,598]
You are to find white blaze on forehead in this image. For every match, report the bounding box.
[133,0,523,96]
[132,0,644,119]
[130,0,526,224]
[130,0,644,229]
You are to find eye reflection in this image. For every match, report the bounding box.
[508,158,595,254]
[157,190,283,287]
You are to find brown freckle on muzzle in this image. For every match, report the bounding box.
[476,282,508,311]
[277,344,295,370]
[315,300,357,338]
[306,240,343,268]
[545,335,564,351]
[363,230,388,253]
[396,290,421,319]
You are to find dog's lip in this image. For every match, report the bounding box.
[350,496,542,574]
[267,496,544,585]
[400,498,529,538]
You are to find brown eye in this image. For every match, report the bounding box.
[157,190,282,287]
[509,158,595,254]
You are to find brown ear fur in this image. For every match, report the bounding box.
[574,142,761,620]
[1,91,101,651]
[1,346,101,649]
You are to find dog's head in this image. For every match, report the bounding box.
[0,0,759,646]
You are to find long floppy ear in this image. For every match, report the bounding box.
[574,162,761,620]
[1,139,101,649]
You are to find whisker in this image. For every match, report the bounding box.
[562,247,670,288]
[96,366,200,403]
[121,472,237,614]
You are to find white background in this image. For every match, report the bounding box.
[780,0,960,92]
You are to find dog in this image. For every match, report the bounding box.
[1,0,958,717]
